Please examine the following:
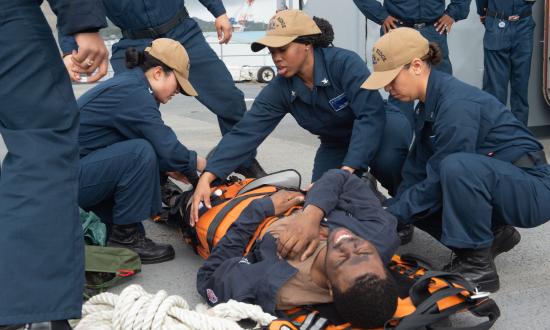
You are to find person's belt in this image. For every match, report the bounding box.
[395,18,438,30]
[513,150,547,168]
[485,8,532,22]
[122,7,189,39]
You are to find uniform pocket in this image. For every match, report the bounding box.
[483,16,508,50]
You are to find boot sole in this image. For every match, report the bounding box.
[492,229,521,259]
[141,250,176,264]
[475,277,500,293]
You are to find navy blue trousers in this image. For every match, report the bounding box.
[482,17,535,125]
[385,24,452,127]
[312,107,412,196]
[110,18,246,136]
[412,153,550,249]
[79,139,162,226]
[0,2,83,323]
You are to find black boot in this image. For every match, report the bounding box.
[234,158,267,178]
[50,320,72,330]
[108,223,175,264]
[443,247,500,292]
[491,225,521,259]
[0,325,24,330]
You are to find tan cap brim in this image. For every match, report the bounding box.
[361,66,404,90]
[251,35,298,52]
[175,73,197,97]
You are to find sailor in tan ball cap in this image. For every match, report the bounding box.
[363,27,550,294]
[191,12,412,236]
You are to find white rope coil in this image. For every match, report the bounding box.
[76,284,276,330]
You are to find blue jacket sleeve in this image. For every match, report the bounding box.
[306,169,399,263]
[475,0,488,16]
[353,0,390,24]
[306,169,390,221]
[57,31,78,54]
[333,53,386,171]
[445,0,471,21]
[395,141,429,197]
[388,101,481,223]
[196,198,275,304]
[199,0,226,18]
[113,91,198,180]
[48,0,107,35]
[205,82,288,179]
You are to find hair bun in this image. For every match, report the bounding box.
[124,47,144,69]
[312,16,334,48]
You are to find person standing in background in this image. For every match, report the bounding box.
[353,0,471,126]
[477,0,536,125]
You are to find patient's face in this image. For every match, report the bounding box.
[324,228,385,292]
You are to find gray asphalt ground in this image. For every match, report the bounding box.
[1,83,549,329]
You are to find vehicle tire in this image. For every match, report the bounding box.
[257,66,275,83]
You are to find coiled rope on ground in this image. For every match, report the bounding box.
[75,284,276,330]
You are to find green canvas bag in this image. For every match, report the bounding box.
[84,245,142,298]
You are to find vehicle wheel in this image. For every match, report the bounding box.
[257,66,275,83]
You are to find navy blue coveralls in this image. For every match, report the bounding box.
[197,169,399,314]
[476,0,535,125]
[353,0,471,124]
[0,0,106,324]
[206,47,412,195]
[59,0,246,136]
[78,68,198,226]
[387,70,550,250]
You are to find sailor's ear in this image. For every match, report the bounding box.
[151,66,165,80]
[410,58,424,75]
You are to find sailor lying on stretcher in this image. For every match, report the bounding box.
[196,169,400,329]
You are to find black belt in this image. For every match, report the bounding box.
[513,150,547,168]
[122,7,189,39]
[485,9,532,22]
[395,18,438,30]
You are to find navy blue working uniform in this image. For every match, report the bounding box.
[0,0,106,324]
[197,169,399,313]
[78,68,198,226]
[206,47,412,195]
[476,0,535,125]
[353,0,470,125]
[59,0,246,136]
[387,70,550,250]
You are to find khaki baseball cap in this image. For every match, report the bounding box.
[251,10,321,52]
[361,28,429,90]
[145,38,198,96]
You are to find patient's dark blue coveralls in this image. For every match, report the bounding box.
[78,69,198,226]
[353,0,471,125]
[476,0,535,125]
[205,47,412,195]
[197,169,399,314]
[0,0,105,324]
[387,70,550,249]
[59,0,246,136]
